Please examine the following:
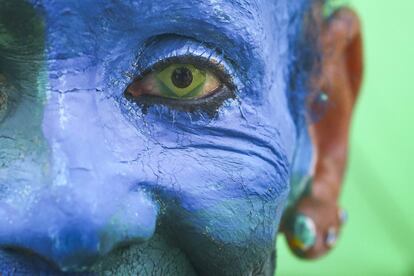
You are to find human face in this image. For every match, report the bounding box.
[0,0,309,274]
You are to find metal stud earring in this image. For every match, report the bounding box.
[325,227,338,247]
[318,91,329,103]
[310,91,330,122]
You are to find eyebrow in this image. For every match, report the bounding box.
[36,0,285,96]
[103,0,269,83]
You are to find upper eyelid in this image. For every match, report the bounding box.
[137,55,234,92]
[130,36,242,90]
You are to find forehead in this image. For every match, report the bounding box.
[4,0,312,67]
[34,0,286,29]
[25,0,307,59]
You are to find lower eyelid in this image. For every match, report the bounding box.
[125,84,234,113]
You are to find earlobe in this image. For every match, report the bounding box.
[284,8,363,259]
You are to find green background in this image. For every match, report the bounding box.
[277,0,414,275]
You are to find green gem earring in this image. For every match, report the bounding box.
[289,213,317,252]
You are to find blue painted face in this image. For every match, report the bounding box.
[0,0,314,274]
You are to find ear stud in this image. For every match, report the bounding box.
[325,227,338,247]
[310,91,330,121]
[312,90,330,107]
[318,91,329,102]
[339,208,348,225]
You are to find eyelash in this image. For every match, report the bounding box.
[123,37,240,114]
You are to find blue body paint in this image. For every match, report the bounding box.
[0,0,316,274]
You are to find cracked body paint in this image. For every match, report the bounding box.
[0,0,315,275]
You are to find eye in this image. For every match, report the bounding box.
[126,63,221,101]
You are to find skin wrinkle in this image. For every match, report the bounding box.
[0,0,328,275]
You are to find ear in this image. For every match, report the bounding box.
[284,8,363,259]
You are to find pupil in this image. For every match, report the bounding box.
[171,67,193,89]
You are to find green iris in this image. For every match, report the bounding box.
[156,64,206,99]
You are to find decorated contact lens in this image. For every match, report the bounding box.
[127,64,221,101]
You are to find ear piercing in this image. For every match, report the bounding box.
[317,91,329,103]
[312,90,329,107]
[310,91,330,122]
[290,213,317,252]
[288,208,348,252]
[325,208,348,248]
[339,208,348,225]
[325,227,338,247]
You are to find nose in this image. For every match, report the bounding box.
[0,190,158,271]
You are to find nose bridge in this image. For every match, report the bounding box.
[42,68,102,164]
[40,64,120,190]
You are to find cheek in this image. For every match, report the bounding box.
[130,104,292,248]
[0,85,49,201]
[143,142,290,272]
[154,146,290,231]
